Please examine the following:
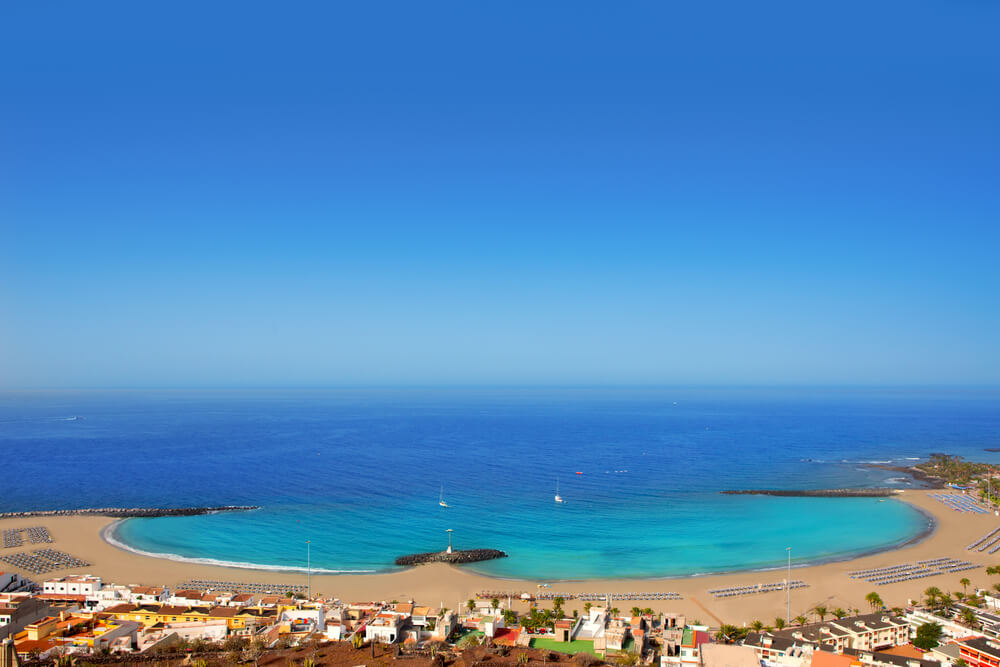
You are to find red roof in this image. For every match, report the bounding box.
[811,651,858,667]
[103,604,137,614]
[691,630,711,647]
[493,627,521,644]
[15,639,58,654]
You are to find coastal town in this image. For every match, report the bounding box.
[4,563,1000,667]
[4,456,1000,667]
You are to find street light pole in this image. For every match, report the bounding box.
[786,547,792,624]
[306,540,311,600]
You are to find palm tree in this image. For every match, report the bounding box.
[467,599,476,613]
[961,608,977,628]
[715,624,739,643]
[492,597,501,614]
[631,606,642,617]
[961,578,971,594]
[814,606,828,622]
[865,592,883,612]
[775,617,786,630]
[795,615,808,626]
[584,602,592,615]
[832,608,847,619]
[553,596,565,616]
[987,566,1000,576]
[609,607,620,618]
[750,620,764,632]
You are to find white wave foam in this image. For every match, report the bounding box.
[102,521,375,575]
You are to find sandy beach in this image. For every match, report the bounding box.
[1,490,995,626]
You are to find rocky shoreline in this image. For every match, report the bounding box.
[721,488,901,497]
[866,464,946,488]
[0,505,260,519]
[395,549,508,566]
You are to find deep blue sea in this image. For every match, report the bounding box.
[2,387,999,580]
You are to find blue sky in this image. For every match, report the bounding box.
[2,1,998,387]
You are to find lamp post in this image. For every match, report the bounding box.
[446,529,454,554]
[786,547,792,624]
[306,540,311,601]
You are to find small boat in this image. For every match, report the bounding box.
[439,485,449,508]
[555,480,564,503]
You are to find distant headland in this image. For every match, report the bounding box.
[0,505,260,519]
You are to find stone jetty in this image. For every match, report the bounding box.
[0,506,260,519]
[395,549,507,566]
[721,488,901,497]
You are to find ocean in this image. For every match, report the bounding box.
[2,387,999,580]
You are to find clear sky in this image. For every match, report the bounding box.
[2,1,998,387]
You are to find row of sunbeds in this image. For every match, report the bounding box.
[708,580,808,599]
[178,578,308,594]
[930,493,990,514]
[0,548,90,575]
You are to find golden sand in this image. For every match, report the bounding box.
[0,490,993,625]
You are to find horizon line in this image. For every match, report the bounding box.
[2,383,1000,391]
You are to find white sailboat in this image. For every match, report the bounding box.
[555,479,564,503]
[439,485,449,508]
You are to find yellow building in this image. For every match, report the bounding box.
[103,603,277,631]
[16,612,137,656]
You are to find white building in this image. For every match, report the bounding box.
[128,586,168,604]
[366,613,405,644]
[325,621,347,641]
[86,584,133,610]
[43,575,102,596]
[280,607,326,633]
[904,610,983,641]
[748,613,910,654]
[0,573,23,593]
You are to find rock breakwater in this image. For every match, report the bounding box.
[721,488,901,497]
[395,549,507,566]
[0,506,260,519]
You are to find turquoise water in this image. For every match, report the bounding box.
[2,387,997,579]
[114,493,927,580]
